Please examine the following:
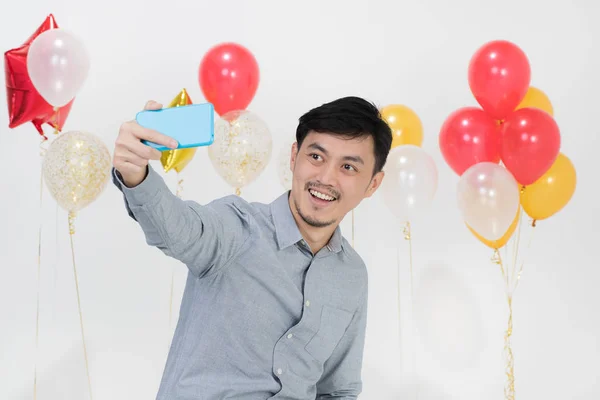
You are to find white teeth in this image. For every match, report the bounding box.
[309,189,335,201]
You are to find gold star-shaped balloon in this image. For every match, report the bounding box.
[160,89,197,173]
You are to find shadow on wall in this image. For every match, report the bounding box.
[414,262,486,371]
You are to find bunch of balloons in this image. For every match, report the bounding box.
[199,43,272,195]
[439,40,576,248]
[4,14,110,217]
[4,14,89,140]
[379,105,438,225]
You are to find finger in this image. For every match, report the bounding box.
[144,100,163,111]
[128,123,178,149]
[116,147,148,167]
[120,138,162,161]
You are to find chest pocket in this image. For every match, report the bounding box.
[305,305,354,364]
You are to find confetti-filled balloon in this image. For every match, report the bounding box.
[277,141,294,191]
[208,110,272,195]
[43,131,111,213]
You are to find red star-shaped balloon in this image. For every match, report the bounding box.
[4,14,74,139]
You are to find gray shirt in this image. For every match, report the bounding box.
[113,165,368,399]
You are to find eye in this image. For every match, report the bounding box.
[309,153,322,161]
[343,164,356,172]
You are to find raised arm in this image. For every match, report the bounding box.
[112,100,251,278]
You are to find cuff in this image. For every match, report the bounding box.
[112,164,168,207]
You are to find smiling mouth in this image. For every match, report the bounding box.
[308,188,337,202]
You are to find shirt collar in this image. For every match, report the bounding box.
[270,191,343,253]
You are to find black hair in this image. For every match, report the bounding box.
[295,96,392,175]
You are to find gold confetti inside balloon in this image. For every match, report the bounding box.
[161,88,197,173]
[277,140,294,191]
[43,131,111,213]
[208,110,272,194]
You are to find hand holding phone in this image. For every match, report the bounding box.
[136,103,215,151]
[113,101,178,187]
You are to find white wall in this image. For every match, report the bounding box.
[1,1,598,399]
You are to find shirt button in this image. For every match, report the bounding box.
[305,300,310,307]
[277,368,283,375]
[287,333,293,339]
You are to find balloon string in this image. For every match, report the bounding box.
[68,212,93,400]
[512,223,536,295]
[235,187,241,196]
[403,222,413,300]
[492,249,515,400]
[33,139,48,400]
[510,207,524,289]
[396,236,402,357]
[52,107,60,135]
[504,296,515,400]
[403,221,418,399]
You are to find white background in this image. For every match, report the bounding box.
[0,1,598,399]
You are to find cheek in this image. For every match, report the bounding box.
[340,178,367,199]
[293,160,316,181]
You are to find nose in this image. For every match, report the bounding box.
[317,163,339,187]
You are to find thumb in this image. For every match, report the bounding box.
[144,100,163,111]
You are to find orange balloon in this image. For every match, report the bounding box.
[520,153,576,221]
[380,104,423,148]
[515,86,554,116]
[467,207,520,249]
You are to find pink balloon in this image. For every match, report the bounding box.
[27,29,90,107]
[457,162,520,241]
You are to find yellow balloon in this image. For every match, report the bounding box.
[516,86,554,116]
[160,88,198,173]
[467,208,521,249]
[520,153,576,221]
[380,104,423,148]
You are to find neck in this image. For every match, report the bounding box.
[288,194,337,254]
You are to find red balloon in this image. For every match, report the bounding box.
[468,40,531,121]
[4,14,74,139]
[198,43,259,115]
[439,107,500,176]
[500,107,561,186]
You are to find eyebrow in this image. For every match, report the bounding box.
[307,142,365,165]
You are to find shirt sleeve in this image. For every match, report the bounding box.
[112,165,252,278]
[315,286,368,399]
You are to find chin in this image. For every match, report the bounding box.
[294,189,340,228]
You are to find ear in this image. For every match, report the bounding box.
[290,142,298,171]
[365,170,385,198]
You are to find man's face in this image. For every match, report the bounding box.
[289,131,384,228]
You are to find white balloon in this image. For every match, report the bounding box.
[27,29,90,107]
[457,162,520,241]
[208,110,272,191]
[381,145,438,223]
[277,141,294,191]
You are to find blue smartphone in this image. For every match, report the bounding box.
[136,103,215,151]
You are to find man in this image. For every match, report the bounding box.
[112,96,393,399]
